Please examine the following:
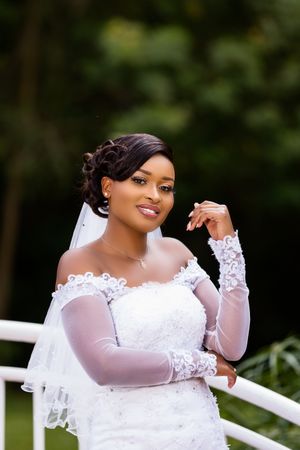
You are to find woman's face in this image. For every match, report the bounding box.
[104,154,175,233]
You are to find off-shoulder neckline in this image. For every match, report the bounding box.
[55,257,200,292]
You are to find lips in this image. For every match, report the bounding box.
[136,204,160,218]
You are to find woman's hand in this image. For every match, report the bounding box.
[186,200,235,240]
[208,350,237,389]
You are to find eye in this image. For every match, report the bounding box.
[131,176,147,185]
[160,185,175,193]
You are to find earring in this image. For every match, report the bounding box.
[104,192,108,197]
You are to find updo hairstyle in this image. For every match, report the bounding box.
[82,133,174,218]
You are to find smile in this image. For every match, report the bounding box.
[136,205,160,218]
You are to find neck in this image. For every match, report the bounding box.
[100,217,148,257]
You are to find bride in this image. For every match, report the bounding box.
[22,133,250,449]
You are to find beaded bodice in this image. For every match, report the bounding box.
[54,258,209,352]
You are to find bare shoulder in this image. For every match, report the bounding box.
[156,237,194,263]
[55,246,98,288]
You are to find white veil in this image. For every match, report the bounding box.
[22,203,162,438]
[69,202,108,248]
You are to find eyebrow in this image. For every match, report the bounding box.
[137,168,175,182]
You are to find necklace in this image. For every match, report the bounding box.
[100,237,148,269]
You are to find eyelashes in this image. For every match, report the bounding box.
[161,185,176,193]
[131,176,175,193]
[131,176,146,185]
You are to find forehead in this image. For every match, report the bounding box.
[138,154,175,178]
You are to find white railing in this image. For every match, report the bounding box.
[207,376,300,449]
[0,366,45,450]
[1,320,300,450]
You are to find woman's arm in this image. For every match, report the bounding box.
[187,201,250,361]
[193,236,250,360]
[61,293,236,387]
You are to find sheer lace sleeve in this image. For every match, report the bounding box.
[194,232,250,361]
[61,289,217,387]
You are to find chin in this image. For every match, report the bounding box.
[128,211,168,234]
[134,221,163,235]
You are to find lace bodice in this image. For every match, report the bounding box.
[54,257,218,386]
[51,233,248,387]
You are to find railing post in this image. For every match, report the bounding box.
[0,378,5,450]
[78,436,88,450]
[33,386,45,450]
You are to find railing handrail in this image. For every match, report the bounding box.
[0,366,290,450]
[1,319,299,450]
[206,376,300,426]
[1,319,299,424]
[0,365,290,450]
[0,319,41,343]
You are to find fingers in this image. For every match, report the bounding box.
[227,368,237,389]
[187,210,217,231]
[187,201,228,231]
[212,351,237,389]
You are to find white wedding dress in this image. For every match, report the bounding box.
[23,234,249,450]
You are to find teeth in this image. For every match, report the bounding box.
[140,208,158,214]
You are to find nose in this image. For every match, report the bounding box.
[144,183,161,203]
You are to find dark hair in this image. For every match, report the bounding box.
[82,133,174,218]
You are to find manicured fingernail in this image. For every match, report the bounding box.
[186,221,191,231]
[188,211,193,218]
[194,202,200,207]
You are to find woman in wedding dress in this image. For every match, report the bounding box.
[22,133,250,449]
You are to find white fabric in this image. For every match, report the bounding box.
[69,203,107,248]
[60,288,217,388]
[22,233,249,449]
[198,233,250,360]
[54,258,229,448]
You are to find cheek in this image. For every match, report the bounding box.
[109,182,137,215]
[111,183,132,203]
[163,195,174,215]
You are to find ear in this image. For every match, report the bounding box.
[101,176,113,198]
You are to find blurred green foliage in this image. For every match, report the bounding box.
[238,336,300,399]
[0,1,299,349]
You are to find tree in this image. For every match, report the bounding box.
[0,0,299,346]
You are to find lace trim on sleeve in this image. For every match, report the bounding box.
[208,232,246,292]
[170,349,217,381]
[174,257,209,290]
[52,272,127,308]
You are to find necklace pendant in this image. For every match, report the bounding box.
[139,259,147,270]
